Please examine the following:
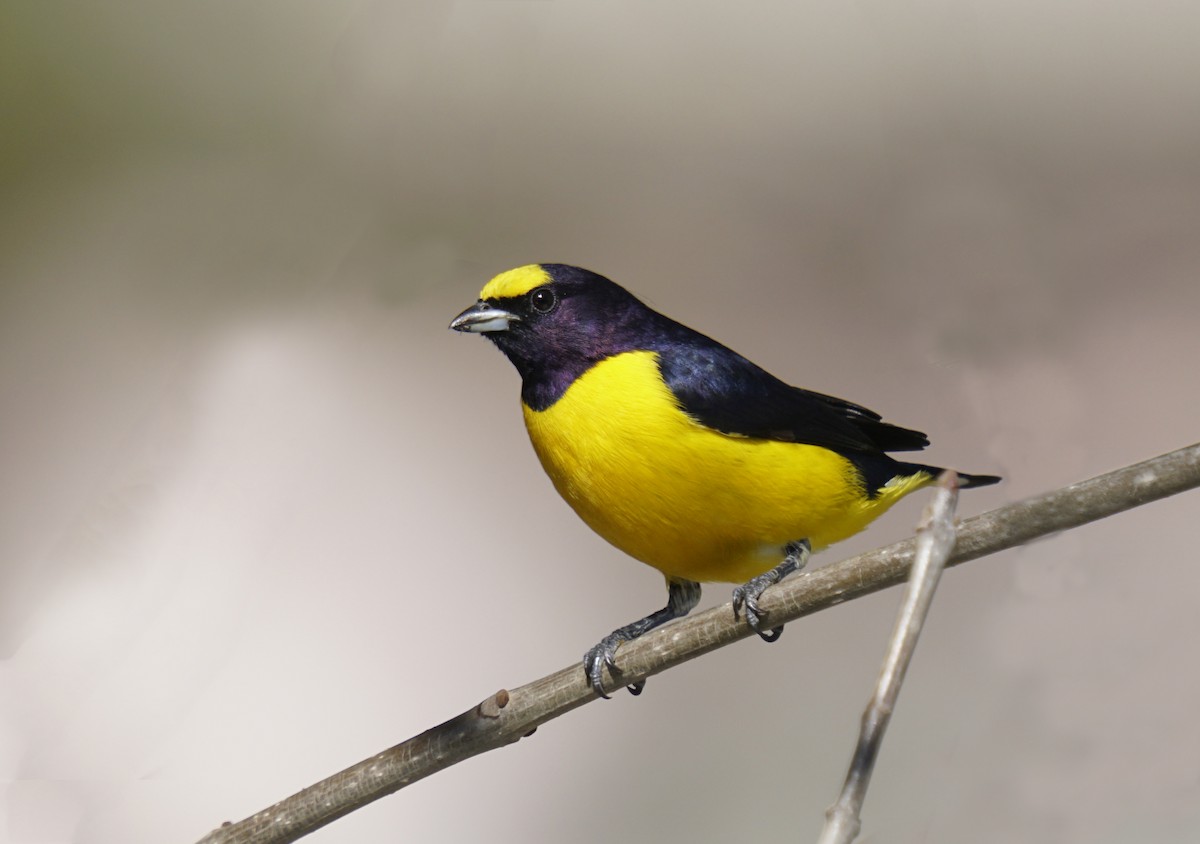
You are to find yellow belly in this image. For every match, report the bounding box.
[522,351,931,583]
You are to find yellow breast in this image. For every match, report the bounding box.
[522,351,930,583]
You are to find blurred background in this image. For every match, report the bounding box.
[3,2,1199,842]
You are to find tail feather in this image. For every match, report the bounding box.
[898,462,1002,489]
[852,454,1001,496]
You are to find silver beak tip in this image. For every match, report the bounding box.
[449,301,519,333]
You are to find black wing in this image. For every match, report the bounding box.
[653,335,929,455]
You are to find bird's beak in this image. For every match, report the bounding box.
[449,300,520,333]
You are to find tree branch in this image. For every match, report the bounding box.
[197,442,1200,844]
[818,471,960,844]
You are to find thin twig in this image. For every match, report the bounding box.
[817,471,960,844]
[197,442,1200,844]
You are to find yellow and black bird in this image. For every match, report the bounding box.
[451,264,999,697]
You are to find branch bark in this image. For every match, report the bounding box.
[818,471,960,844]
[197,442,1200,844]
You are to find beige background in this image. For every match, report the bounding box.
[3,3,1199,842]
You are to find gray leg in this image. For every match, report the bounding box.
[584,578,702,698]
[732,539,811,642]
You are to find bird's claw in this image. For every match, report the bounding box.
[732,573,785,642]
[582,579,700,698]
[584,633,642,698]
[733,540,809,642]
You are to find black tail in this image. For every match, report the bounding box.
[898,462,1002,489]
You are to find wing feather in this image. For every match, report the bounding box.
[653,334,929,455]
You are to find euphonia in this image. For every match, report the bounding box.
[451,264,999,697]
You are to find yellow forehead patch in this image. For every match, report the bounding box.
[480,264,552,300]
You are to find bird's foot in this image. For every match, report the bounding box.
[583,578,702,699]
[732,572,785,641]
[732,539,811,642]
[583,632,643,699]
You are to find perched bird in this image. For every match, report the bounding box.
[450,264,999,697]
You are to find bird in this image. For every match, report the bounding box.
[450,263,1000,697]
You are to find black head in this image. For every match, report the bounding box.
[449,264,650,409]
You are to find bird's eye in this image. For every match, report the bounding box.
[530,287,557,314]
